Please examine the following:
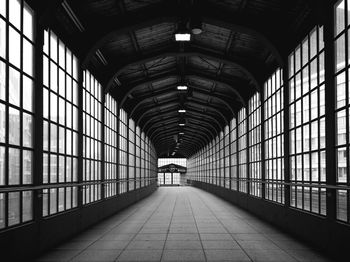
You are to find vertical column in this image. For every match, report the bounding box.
[236,124,239,190]
[323,0,336,220]
[283,57,290,207]
[100,93,105,199]
[246,107,250,195]
[229,122,232,190]
[33,22,44,221]
[261,92,266,199]
[77,66,84,206]
[126,118,129,192]
[116,93,120,195]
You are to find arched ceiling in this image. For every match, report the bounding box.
[30,0,324,158]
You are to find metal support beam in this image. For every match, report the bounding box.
[323,0,336,220]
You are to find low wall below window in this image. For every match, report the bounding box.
[191,180,350,261]
[0,183,158,260]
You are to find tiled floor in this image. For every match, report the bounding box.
[36,187,331,262]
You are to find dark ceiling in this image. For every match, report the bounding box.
[30,0,326,158]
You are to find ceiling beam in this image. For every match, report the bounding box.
[147,117,217,140]
[149,122,213,143]
[102,47,262,92]
[143,113,219,137]
[128,85,236,118]
[141,108,223,134]
[79,1,285,69]
[135,99,228,128]
[118,70,247,108]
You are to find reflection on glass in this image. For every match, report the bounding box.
[337,147,347,183]
[0,146,4,185]
[0,193,4,228]
[337,190,347,222]
[9,67,20,107]
[23,150,32,184]
[22,191,32,222]
[9,148,20,185]
[50,188,57,215]
[0,103,4,142]
[23,112,33,148]
[9,107,20,145]
[8,192,20,226]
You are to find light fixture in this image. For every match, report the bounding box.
[96,49,108,66]
[190,17,203,35]
[175,22,191,42]
[177,85,188,91]
[175,33,191,41]
[179,123,185,126]
[179,132,185,135]
[178,109,186,113]
[62,1,85,32]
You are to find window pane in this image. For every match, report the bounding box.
[0,103,4,142]
[23,112,33,148]
[9,27,20,68]
[0,19,6,59]
[9,0,20,29]
[9,67,20,107]
[22,191,32,222]
[335,34,346,72]
[23,3,34,41]
[0,146,4,185]
[23,76,33,112]
[335,0,345,36]
[8,192,20,226]
[9,107,20,145]
[9,148,20,185]
[23,150,32,184]
[23,39,33,76]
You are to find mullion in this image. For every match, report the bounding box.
[345,0,350,223]
[3,0,9,228]
[317,26,322,214]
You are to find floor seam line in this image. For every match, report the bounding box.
[113,190,170,262]
[186,189,208,262]
[159,192,179,262]
[193,189,255,262]
[67,190,162,261]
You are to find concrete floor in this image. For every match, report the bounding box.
[36,187,331,262]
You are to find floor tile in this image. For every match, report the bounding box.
[35,188,330,262]
[161,249,206,261]
[164,240,203,250]
[204,249,251,261]
[71,249,123,262]
[202,240,241,250]
[117,250,162,261]
[87,240,129,250]
[126,240,165,250]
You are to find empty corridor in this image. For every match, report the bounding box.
[36,187,331,262]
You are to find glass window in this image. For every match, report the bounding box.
[248,93,262,197]
[289,25,326,215]
[238,108,248,193]
[0,0,35,229]
[104,94,118,198]
[264,69,284,203]
[335,0,350,222]
[82,70,102,204]
[42,30,79,216]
